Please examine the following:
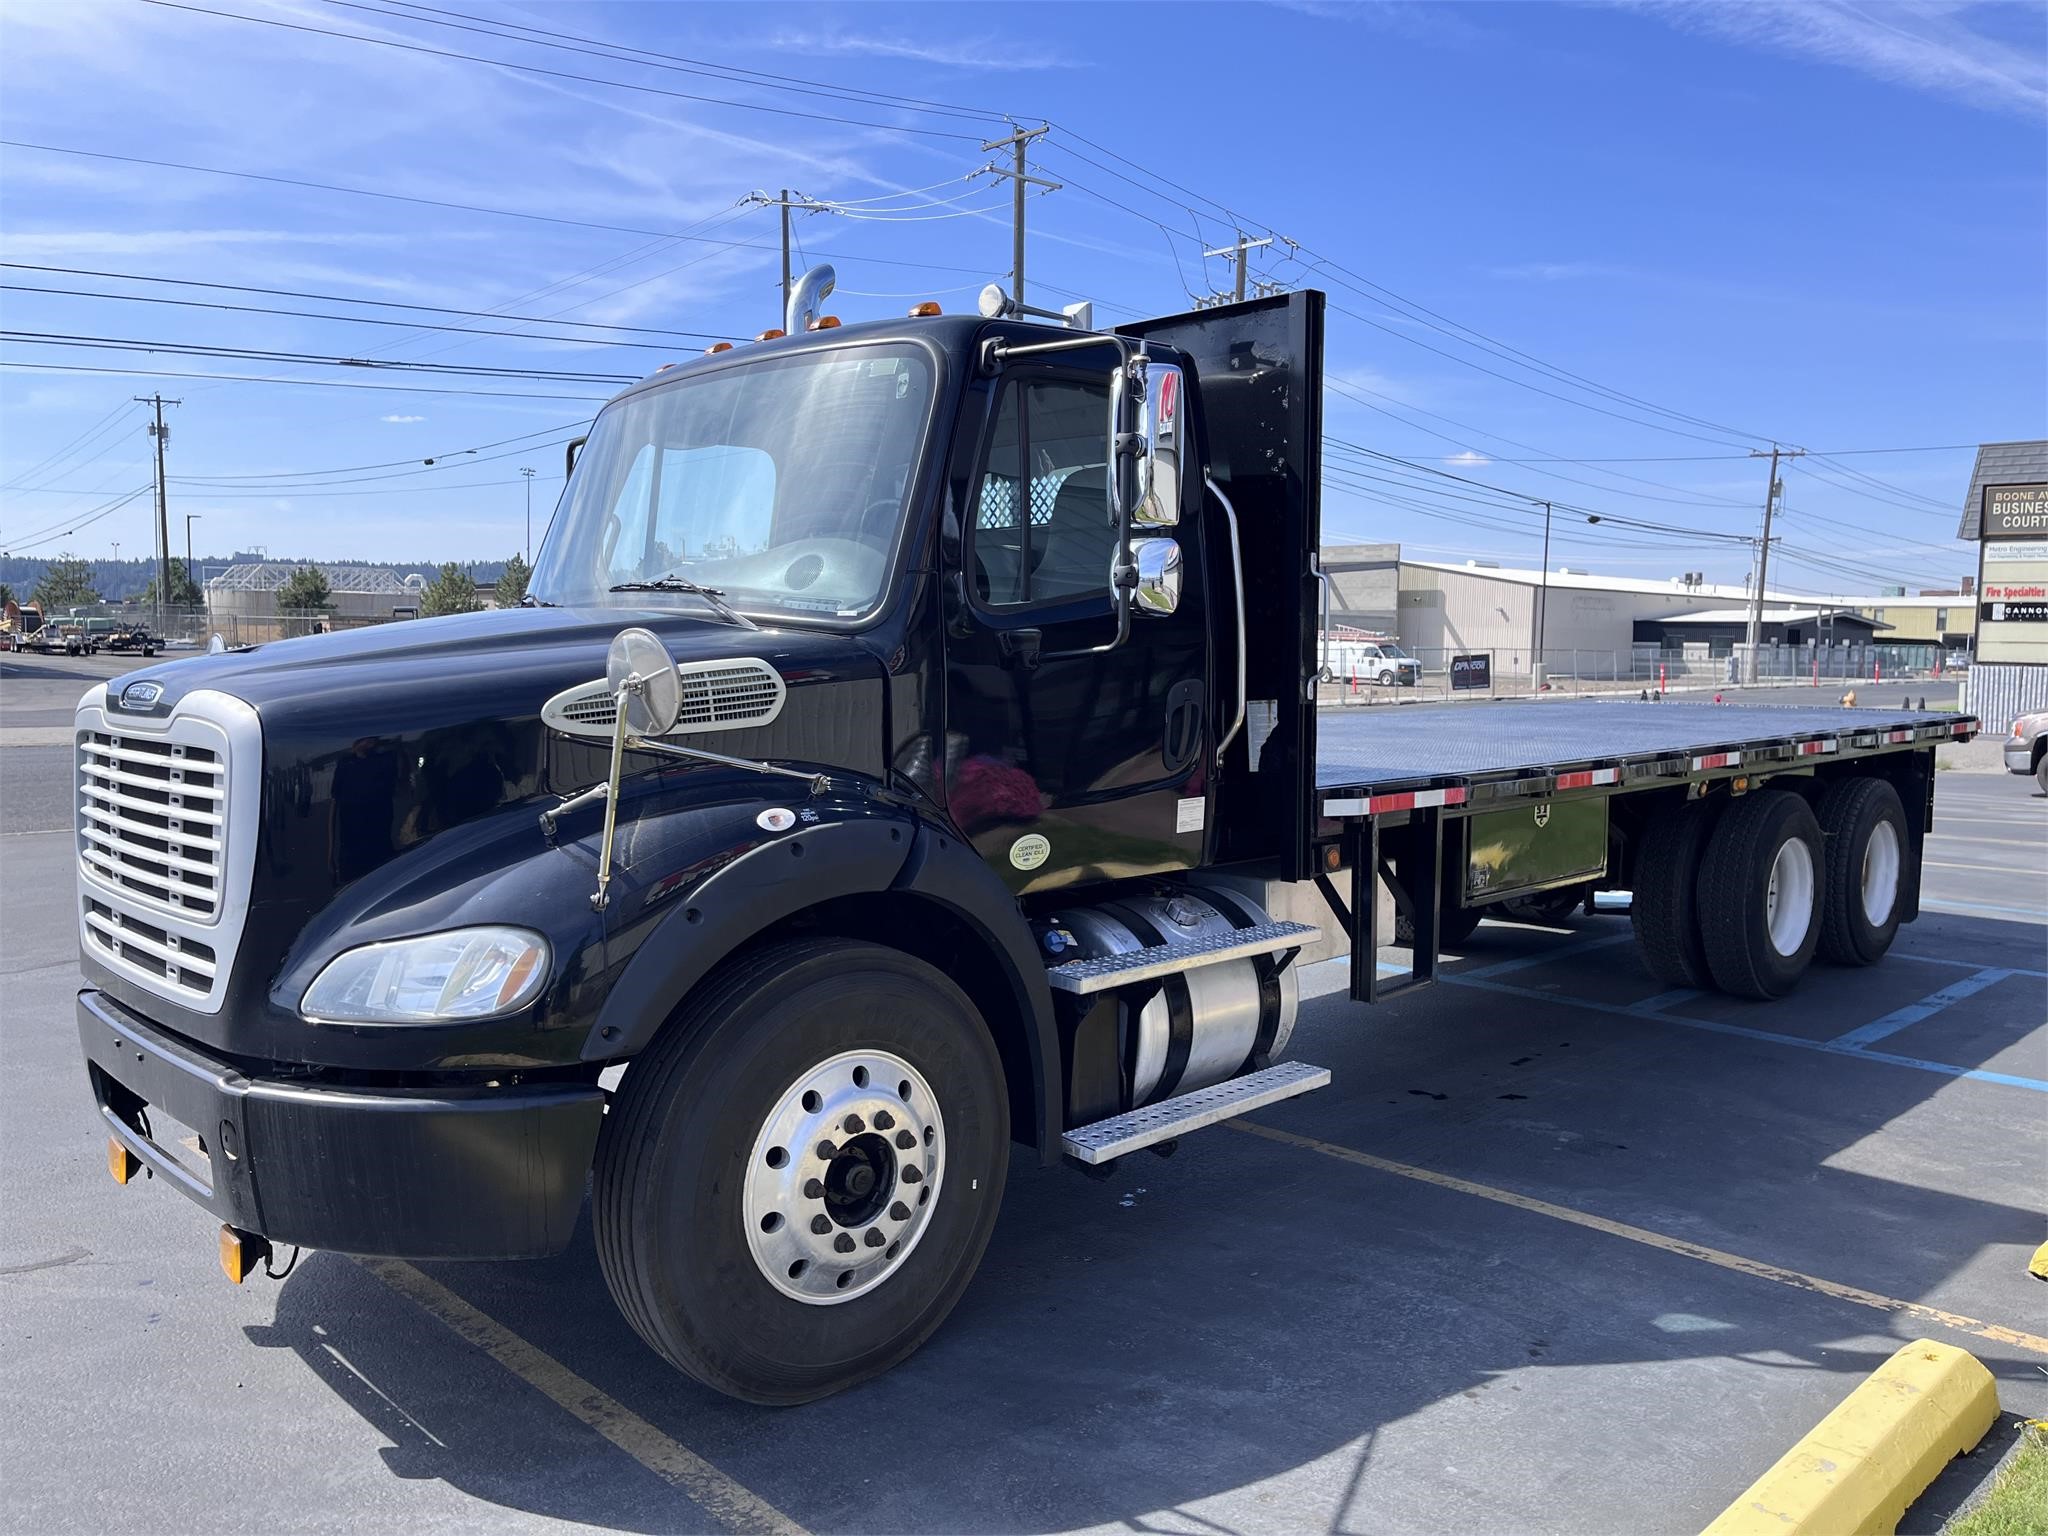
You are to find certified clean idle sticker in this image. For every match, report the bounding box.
[1009,833,1051,871]
[1175,796,1206,833]
[756,807,797,832]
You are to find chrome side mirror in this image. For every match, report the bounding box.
[1132,537,1181,616]
[1134,363,1183,527]
[1106,354,1149,523]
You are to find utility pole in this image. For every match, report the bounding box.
[1743,445,1804,683]
[742,190,825,323]
[1203,231,1274,304]
[1531,500,1554,689]
[520,466,536,562]
[979,124,1056,311]
[136,394,179,634]
[184,514,200,600]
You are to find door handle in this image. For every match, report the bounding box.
[998,628,1043,671]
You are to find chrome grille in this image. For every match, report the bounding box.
[81,896,217,999]
[77,730,226,921]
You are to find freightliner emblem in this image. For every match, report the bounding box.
[119,681,164,709]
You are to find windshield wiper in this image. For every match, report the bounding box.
[607,574,759,630]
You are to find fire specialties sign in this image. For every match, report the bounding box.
[1980,483,2048,538]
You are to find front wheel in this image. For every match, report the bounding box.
[1377,669,1395,686]
[594,938,1010,1405]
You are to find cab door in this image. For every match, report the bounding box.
[941,355,1210,893]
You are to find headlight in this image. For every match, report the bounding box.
[301,927,550,1025]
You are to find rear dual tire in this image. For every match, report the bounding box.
[1814,778,1908,966]
[594,938,1008,1406]
[1697,789,1825,999]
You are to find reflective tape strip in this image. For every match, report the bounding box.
[1887,729,1912,743]
[1952,722,1973,737]
[1323,786,1469,818]
[1553,767,1621,791]
[1692,751,1741,771]
[1797,739,1839,756]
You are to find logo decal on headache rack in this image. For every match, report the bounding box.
[1533,802,1551,828]
[1009,833,1051,871]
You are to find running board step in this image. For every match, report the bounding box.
[1060,1061,1332,1165]
[1045,920,1319,995]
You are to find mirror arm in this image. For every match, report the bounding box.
[1209,474,1249,765]
[589,678,637,911]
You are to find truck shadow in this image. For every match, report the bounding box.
[255,909,2045,1533]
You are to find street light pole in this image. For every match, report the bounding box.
[520,466,537,562]
[1531,500,1553,691]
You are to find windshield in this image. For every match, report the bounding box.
[1380,642,1413,658]
[530,342,935,621]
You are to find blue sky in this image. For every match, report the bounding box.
[1,0,2042,596]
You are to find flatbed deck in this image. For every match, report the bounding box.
[1315,699,1972,804]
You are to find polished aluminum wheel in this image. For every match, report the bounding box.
[743,1049,945,1305]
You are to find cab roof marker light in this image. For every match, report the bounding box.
[908,301,942,317]
[808,315,841,330]
[706,342,734,354]
[756,328,786,342]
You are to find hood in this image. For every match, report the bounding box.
[89,603,889,938]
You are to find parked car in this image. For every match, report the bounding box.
[2003,711,2047,793]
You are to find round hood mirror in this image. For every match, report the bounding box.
[606,627,681,736]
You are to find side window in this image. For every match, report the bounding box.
[971,374,1113,608]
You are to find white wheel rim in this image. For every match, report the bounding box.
[1861,820,1900,927]
[743,1048,945,1306]
[1764,835,1816,957]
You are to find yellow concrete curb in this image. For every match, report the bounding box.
[1701,1339,1998,1536]
[2029,1240,2048,1281]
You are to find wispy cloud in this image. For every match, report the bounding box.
[1445,450,1492,468]
[379,414,425,424]
[1635,1,2047,118]
[767,27,1074,70]
[1269,1,1497,46]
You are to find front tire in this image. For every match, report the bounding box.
[1377,669,1395,686]
[1815,778,1908,965]
[594,938,1009,1405]
[1697,790,1824,999]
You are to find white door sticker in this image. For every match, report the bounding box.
[1009,833,1051,871]
[1176,797,1206,833]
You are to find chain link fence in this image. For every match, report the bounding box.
[1318,641,1961,706]
[33,602,415,651]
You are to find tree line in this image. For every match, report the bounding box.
[2,552,531,618]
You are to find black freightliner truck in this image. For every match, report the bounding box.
[74,278,1975,1403]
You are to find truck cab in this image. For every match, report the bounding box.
[74,282,1331,1404]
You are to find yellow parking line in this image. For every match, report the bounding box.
[361,1259,809,1536]
[1226,1121,2048,1358]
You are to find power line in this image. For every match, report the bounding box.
[162,421,585,483]
[141,1,987,140]
[0,264,724,341]
[2,485,154,552]
[332,0,1008,124]
[2,398,136,489]
[160,474,562,499]
[1,331,638,384]
[0,281,711,353]
[0,361,611,401]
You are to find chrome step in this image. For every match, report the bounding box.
[1060,1060,1332,1165]
[1045,919,1319,995]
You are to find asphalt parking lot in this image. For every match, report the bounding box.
[3,653,2043,1534]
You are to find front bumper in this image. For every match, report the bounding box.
[2005,739,2035,774]
[78,989,604,1259]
